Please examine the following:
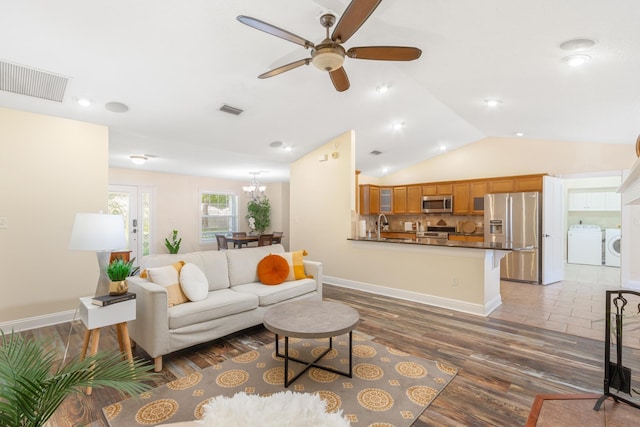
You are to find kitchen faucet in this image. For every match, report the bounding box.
[377,213,389,240]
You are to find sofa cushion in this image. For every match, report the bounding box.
[226,244,285,287]
[179,263,209,301]
[140,251,230,291]
[232,278,317,306]
[257,254,289,285]
[168,289,259,330]
[146,261,188,307]
[278,250,312,281]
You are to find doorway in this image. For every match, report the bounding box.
[108,185,153,263]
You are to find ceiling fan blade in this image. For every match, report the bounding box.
[237,15,314,49]
[332,0,381,44]
[347,46,422,61]
[329,67,350,92]
[258,58,311,79]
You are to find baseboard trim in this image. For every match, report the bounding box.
[0,308,78,333]
[324,275,497,317]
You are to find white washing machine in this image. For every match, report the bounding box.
[567,224,603,265]
[605,228,621,267]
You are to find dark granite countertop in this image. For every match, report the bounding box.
[348,237,522,251]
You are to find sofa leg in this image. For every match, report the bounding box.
[154,356,162,372]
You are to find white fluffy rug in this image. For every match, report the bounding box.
[199,391,350,427]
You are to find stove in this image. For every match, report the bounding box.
[417,226,456,239]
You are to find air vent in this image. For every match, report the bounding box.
[370,150,382,155]
[219,104,243,115]
[0,60,68,102]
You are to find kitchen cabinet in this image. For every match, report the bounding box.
[380,187,393,214]
[407,185,423,213]
[452,183,470,214]
[393,186,407,213]
[422,183,452,196]
[568,190,621,211]
[448,234,484,243]
[470,181,487,214]
[514,175,543,192]
[380,231,416,240]
[488,179,515,193]
[359,185,380,215]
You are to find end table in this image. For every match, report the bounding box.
[78,296,136,394]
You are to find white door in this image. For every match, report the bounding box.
[108,185,147,263]
[542,176,564,284]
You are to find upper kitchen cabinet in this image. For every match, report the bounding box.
[359,184,380,215]
[407,185,423,213]
[380,187,393,214]
[514,175,544,192]
[568,189,621,211]
[452,183,471,214]
[488,174,544,194]
[470,181,487,214]
[393,186,407,213]
[488,178,515,193]
[422,183,453,196]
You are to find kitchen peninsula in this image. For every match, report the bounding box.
[346,236,517,316]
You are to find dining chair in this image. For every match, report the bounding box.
[215,234,228,250]
[232,231,247,248]
[272,231,283,244]
[257,233,274,246]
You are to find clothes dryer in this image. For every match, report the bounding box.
[605,228,621,267]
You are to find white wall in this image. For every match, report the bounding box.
[380,136,635,185]
[109,168,290,253]
[0,108,108,324]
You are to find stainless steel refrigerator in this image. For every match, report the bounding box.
[484,192,541,284]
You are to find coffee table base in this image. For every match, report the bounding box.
[274,331,353,388]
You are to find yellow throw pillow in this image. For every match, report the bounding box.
[145,261,188,307]
[276,250,313,281]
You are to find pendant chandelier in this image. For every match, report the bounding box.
[243,172,266,200]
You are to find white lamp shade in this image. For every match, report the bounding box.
[69,213,126,251]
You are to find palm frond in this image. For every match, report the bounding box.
[0,330,157,427]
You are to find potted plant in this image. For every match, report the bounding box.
[246,198,271,235]
[0,331,157,427]
[106,257,136,295]
[164,229,181,254]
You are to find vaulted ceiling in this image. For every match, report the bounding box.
[1,0,638,182]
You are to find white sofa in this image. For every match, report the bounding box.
[126,244,322,371]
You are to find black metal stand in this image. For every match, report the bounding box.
[274,331,353,388]
[594,290,640,411]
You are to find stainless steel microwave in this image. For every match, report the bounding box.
[422,195,453,213]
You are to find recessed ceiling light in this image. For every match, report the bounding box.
[105,101,129,113]
[391,121,404,131]
[130,155,148,165]
[515,132,524,137]
[77,97,92,107]
[284,145,292,152]
[382,167,389,174]
[559,38,596,52]
[376,83,390,94]
[439,144,447,152]
[563,54,591,67]
[484,99,501,107]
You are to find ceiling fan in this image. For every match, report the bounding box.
[237,0,422,92]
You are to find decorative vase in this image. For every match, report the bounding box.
[109,280,128,295]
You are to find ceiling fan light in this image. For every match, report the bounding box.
[312,48,345,72]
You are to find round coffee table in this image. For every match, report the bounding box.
[263,300,359,387]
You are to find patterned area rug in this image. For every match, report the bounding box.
[104,333,457,426]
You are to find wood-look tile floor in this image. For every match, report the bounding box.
[27,263,639,426]
[491,264,633,346]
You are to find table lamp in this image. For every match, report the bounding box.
[69,212,126,296]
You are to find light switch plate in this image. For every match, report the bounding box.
[0,217,7,229]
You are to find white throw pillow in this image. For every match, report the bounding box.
[179,263,209,301]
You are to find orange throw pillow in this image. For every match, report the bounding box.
[257,254,290,285]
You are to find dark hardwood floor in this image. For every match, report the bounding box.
[21,284,638,426]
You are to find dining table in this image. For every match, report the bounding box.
[226,235,282,248]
